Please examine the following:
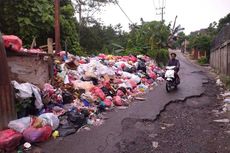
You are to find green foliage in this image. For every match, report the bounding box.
[172,32,186,49]
[150,49,169,66]
[60,1,80,53]
[198,56,208,65]
[217,13,230,32]
[127,21,170,50]
[79,23,128,55]
[188,34,212,52]
[0,0,54,46]
[74,0,116,25]
[0,0,80,54]
[187,21,217,61]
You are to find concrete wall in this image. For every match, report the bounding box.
[7,54,50,88]
[210,40,230,75]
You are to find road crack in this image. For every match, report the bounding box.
[142,92,205,123]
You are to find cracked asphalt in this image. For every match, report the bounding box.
[39,52,230,153]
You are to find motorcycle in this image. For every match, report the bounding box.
[165,66,180,92]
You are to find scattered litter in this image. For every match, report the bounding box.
[117,106,128,110]
[23,142,31,151]
[152,141,159,149]
[135,97,146,101]
[216,79,223,86]
[162,123,174,127]
[224,98,230,103]
[213,119,230,123]
[83,127,91,131]
[221,92,230,98]
[149,133,158,138]
[161,127,166,130]
[52,131,59,139]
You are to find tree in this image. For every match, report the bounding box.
[60,0,80,54]
[0,0,54,46]
[217,13,230,32]
[0,0,80,53]
[172,31,186,49]
[126,21,170,50]
[73,0,116,25]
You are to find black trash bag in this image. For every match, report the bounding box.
[57,124,77,137]
[90,77,99,85]
[81,109,90,118]
[81,77,98,85]
[123,67,132,73]
[101,87,112,96]
[62,91,74,104]
[15,93,38,118]
[67,111,86,129]
[137,60,147,73]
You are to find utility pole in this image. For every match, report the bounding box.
[54,0,61,53]
[156,7,165,22]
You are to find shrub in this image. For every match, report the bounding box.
[198,56,208,65]
[148,49,169,66]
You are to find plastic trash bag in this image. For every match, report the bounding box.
[57,125,76,137]
[2,35,22,52]
[104,98,112,107]
[113,96,123,106]
[0,129,22,152]
[67,111,86,129]
[39,113,60,130]
[8,117,32,133]
[23,125,52,143]
[91,87,106,100]
[72,80,95,91]
[12,81,43,110]
[117,89,125,97]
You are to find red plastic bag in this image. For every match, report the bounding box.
[129,56,137,63]
[148,71,157,80]
[91,87,106,100]
[117,90,125,97]
[128,80,137,88]
[113,96,123,106]
[23,125,52,143]
[2,35,22,52]
[0,129,22,151]
[104,98,112,107]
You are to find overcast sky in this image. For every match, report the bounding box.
[95,0,230,34]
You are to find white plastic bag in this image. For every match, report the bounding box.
[8,117,32,133]
[39,113,60,130]
[11,81,43,109]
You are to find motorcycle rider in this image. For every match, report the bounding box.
[167,53,180,84]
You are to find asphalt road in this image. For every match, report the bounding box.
[41,51,207,153]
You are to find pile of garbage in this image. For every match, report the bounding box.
[0,52,165,152]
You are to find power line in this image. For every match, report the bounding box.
[115,0,134,24]
[156,0,166,22]
[152,0,156,10]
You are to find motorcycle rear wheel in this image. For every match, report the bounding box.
[166,82,171,92]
